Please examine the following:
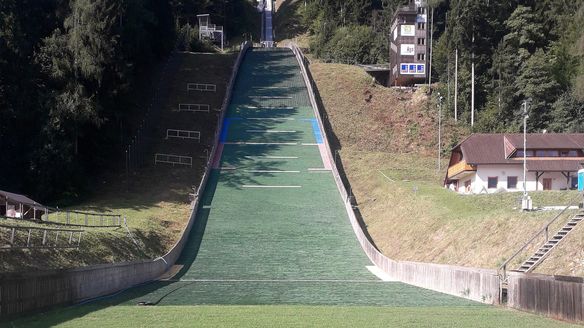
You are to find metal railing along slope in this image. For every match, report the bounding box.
[498,192,584,281]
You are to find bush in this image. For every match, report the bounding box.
[176,24,217,53]
[310,25,386,65]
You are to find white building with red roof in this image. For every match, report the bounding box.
[445,133,584,193]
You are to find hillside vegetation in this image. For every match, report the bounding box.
[301,0,584,133]
[309,60,583,276]
[0,52,235,273]
[0,0,257,202]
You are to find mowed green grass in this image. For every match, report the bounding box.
[10,305,580,328]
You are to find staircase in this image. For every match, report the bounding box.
[516,209,584,273]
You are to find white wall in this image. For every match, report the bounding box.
[455,165,574,194]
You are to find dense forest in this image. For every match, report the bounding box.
[301,0,584,134]
[2,0,582,200]
[0,0,256,201]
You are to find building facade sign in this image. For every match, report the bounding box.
[400,25,415,36]
[400,63,425,75]
[400,44,415,56]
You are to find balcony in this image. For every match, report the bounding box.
[447,160,477,179]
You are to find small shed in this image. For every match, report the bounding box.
[0,190,48,220]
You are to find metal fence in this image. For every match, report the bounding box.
[154,153,193,167]
[178,103,211,112]
[166,129,201,141]
[0,224,83,249]
[42,209,122,227]
[187,83,217,92]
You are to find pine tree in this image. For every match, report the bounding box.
[515,49,560,130]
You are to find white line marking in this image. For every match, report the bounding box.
[301,143,318,146]
[164,279,384,283]
[251,86,290,89]
[239,106,295,110]
[249,96,292,99]
[242,185,302,188]
[244,170,300,173]
[220,166,237,170]
[223,142,298,145]
[244,156,299,159]
[308,168,331,171]
[246,130,297,133]
[245,118,296,121]
[366,266,395,282]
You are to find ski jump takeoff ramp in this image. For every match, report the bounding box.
[20,49,479,315]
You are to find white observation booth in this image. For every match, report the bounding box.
[197,14,224,51]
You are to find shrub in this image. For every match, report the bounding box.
[311,25,386,65]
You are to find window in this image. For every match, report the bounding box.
[417,22,425,30]
[561,150,579,157]
[417,7,426,14]
[546,150,559,157]
[417,53,425,61]
[572,177,578,189]
[515,150,534,157]
[507,176,518,189]
[417,38,425,45]
[535,150,546,157]
[488,177,498,189]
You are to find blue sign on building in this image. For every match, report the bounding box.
[578,169,584,192]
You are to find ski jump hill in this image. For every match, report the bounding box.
[88,47,478,307]
[3,44,579,324]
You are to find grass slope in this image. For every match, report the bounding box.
[309,60,584,276]
[0,53,236,273]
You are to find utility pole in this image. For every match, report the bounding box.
[471,32,475,127]
[454,48,458,122]
[522,99,532,211]
[428,6,434,91]
[446,13,450,117]
[437,93,444,171]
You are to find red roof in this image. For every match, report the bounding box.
[505,134,584,150]
[456,134,509,164]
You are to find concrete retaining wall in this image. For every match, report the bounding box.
[0,42,251,319]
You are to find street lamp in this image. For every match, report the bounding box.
[521,99,532,211]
